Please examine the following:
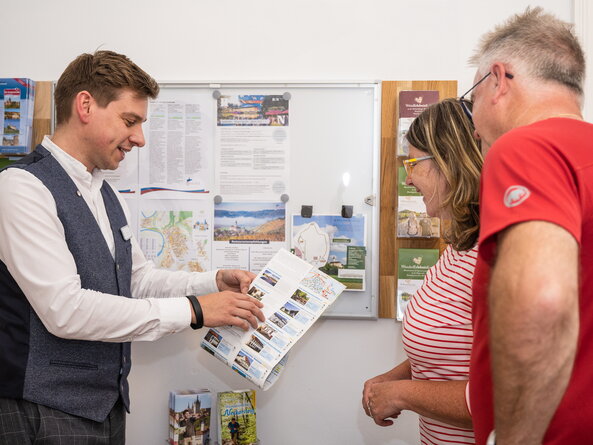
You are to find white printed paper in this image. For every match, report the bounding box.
[201,249,346,389]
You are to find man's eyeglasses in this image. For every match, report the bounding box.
[459,71,514,123]
[403,156,434,176]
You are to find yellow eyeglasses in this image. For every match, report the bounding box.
[403,155,434,176]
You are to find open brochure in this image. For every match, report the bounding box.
[201,248,346,389]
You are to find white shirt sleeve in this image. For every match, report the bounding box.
[0,168,218,342]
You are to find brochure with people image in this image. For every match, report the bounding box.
[218,389,257,445]
[201,249,346,389]
[397,166,440,238]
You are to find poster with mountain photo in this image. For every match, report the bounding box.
[212,201,286,273]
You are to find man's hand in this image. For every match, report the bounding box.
[197,291,264,331]
[216,269,256,294]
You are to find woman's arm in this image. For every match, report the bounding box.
[367,379,471,428]
[362,360,412,417]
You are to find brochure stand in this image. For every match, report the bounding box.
[378,80,457,319]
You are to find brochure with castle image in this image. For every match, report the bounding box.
[218,390,257,445]
[201,248,346,389]
[397,248,439,320]
[1,78,35,154]
[168,389,212,445]
[397,166,440,238]
[396,90,439,157]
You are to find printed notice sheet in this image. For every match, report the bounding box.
[215,94,289,200]
[141,99,213,197]
[201,249,346,389]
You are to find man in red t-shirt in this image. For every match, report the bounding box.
[463,7,593,445]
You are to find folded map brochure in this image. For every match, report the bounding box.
[201,248,346,389]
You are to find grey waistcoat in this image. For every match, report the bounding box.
[0,145,133,422]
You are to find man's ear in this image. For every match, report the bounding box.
[74,91,93,124]
[490,63,511,104]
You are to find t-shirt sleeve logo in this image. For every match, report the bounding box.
[504,185,531,208]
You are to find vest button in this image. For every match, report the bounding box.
[116,264,120,270]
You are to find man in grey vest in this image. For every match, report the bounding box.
[0,50,265,444]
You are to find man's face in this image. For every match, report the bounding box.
[469,71,489,147]
[84,88,148,172]
[469,70,501,152]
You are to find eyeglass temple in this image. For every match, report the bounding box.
[460,72,514,100]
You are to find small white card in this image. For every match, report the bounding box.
[120,225,132,241]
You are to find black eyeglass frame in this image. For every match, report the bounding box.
[459,71,514,122]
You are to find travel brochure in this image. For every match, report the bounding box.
[397,166,440,238]
[201,249,346,389]
[0,78,35,154]
[396,90,439,157]
[218,390,257,445]
[397,248,439,320]
[168,389,212,445]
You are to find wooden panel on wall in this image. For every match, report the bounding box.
[32,81,53,148]
[378,80,457,319]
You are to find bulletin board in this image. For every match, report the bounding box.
[126,82,381,319]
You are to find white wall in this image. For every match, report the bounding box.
[0,1,575,444]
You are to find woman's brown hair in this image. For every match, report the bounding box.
[405,98,482,251]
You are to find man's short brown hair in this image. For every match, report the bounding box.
[54,50,160,126]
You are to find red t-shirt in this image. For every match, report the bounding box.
[470,118,593,444]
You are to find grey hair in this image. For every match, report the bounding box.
[469,7,585,96]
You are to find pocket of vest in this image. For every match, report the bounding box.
[49,359,98,370]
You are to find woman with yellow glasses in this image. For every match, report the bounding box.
[363,98,483,444]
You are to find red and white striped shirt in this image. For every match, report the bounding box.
[402,244,478,445]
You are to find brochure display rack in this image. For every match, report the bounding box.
[378,80,457,319]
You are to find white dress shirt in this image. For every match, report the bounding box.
[0,136,218,342]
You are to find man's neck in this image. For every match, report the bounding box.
[51,127,94,172]
[507,88,582,131]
